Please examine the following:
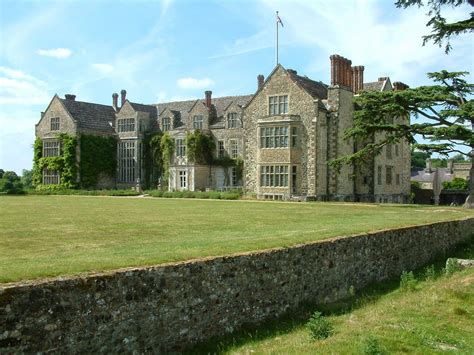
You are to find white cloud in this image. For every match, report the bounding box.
[177,77,215,89]
[37,48,72,58]
[91,63,114,74]
[0,67,50,105]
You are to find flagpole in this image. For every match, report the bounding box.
[276,11,279,65]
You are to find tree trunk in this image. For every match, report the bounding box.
[463,158,474,208]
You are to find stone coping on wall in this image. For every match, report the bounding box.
[2,216,473,290]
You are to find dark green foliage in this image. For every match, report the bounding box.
[29,189,140,196]
[411,150,431,168]
[185,130,215,164]
[145,189,242,200]
[21,169,33,189]
[32,134,78,189]
[306,311,334,340]
[0,171,24,194]
[32,137,43,186]
[143,133,163,188]
[395,0,474,53]
[443,177,469,190]
[79,135,117,188]
[160,133,175,186]
[0,169,4,179]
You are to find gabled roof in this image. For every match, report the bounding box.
[59,97,115,133]
[287,70,328,100]
[128,101,158,119]
[156,95,252,128]
[363,77,392,92]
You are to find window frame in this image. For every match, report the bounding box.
[176,138,186,157]
[227,112,239,128]
[268,95,288,115]
[42,140,61,157]
[260,165,289,187]
[50,117,60,131]
[118,118,135,133]
[193,115,203,130]
[260,126,289,148]
[162,117,171,131]
[229,139,238,158]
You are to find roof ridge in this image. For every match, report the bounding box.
[59,98,113,109]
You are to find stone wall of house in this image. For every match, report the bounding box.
[1,218,472,353]
[35,96,77,139]
[243,66,319,198]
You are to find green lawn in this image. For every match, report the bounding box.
[0,195,473,283]
[206,252,474,354]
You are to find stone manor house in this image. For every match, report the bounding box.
[35,55,411,202]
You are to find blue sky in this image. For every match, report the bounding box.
[0,0,472,173]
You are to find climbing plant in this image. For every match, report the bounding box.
[185,130,215,164]
[143,132,163,188]
[32,133,78,189]
[79,135,117,188]
[160,133,175,187]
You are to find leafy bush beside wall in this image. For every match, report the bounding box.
[79,135,117,188]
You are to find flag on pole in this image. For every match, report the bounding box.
[277,12,284,27]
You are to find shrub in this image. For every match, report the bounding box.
[306,311,334,340]
[400,271,417,291]
[442,177,468,190]
[0,171,24,194]
[445,258,461,276]
[362,336,385,355]
[423,264,437,281]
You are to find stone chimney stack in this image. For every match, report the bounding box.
[112,93,119,111]
[257,75,264,90]
[447,159,453,174]
[205,90,212,108]
[351,66,365,93]
[120,89,127,107]
[426,158,432,173]
[393,81,409,91]
[65,94,76,101]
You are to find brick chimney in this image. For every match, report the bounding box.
[393,81,409,91]
[351,66,365,93]
[120,89,127,107]
[112,93,118,111]
[330,55,355,90]
[205,90,212,108]
[65,94,76,101]
[257,74,264,90]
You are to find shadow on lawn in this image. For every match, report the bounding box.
[186,240,474,354]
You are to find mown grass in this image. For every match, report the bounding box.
[190,244,474,354]
[0,195,472,283]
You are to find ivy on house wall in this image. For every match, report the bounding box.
[79,135,117,188]
[143,132,163,188]
[32,133,78,189]
[185,130,215,165]
[160,133,175,187]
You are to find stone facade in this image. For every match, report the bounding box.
[1,218,472,353]
[35,55,410,201]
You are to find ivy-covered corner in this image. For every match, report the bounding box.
[33,133,117,190]
[79,135,117,188]
[32,133,78,189]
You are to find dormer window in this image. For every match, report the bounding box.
[50,117,60,131]
[193,115,203,130]
[118,118,135,132]
[227,112,239,128]
[269,95,288,115]
[162,117,171,131]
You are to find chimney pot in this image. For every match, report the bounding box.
[65,94,76,101]
[112,93,119,111]
[257,75,264,90]
[205,90,212,108]
[120,89,127,107]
